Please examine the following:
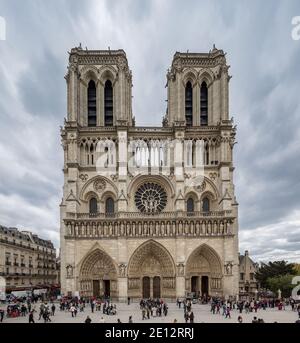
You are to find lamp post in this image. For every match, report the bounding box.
[254,289,258,301]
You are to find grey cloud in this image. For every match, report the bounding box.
[0,0,300,257]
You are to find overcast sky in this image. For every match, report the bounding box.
[0,0,299,262]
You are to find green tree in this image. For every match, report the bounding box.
[266,274,295,298]
[255,261,296,288]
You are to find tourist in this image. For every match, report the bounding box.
[51,303,56,316]
[100,316,105,323]
[29,310,35,323]
[127,297,131,305]
[225,306,231,319]
[189,311,194,323]
[85,316,92,323]
[237,315,243,323]
[0,309,4,322]
[129,315,133,323]
[142,307,146,320]
[117,318,122,323]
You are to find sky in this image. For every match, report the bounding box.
[0,0,299,262]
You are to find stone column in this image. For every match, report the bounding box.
[150,277,153,298]
[118,277,128,303]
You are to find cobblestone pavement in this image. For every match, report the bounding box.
[1,302,299,323]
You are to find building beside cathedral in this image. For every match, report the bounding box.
[60,45,239,300]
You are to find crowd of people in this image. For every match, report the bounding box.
[139,298,168,320]
[0,294,299,323]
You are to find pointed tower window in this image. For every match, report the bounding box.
[88,80,97,126]
[104,80,113,126]
[187,197,195,213]
[185,81,193,126]
[200,82,208,126]
[89,197,98,214]
[105,197,115,215]
[202,197,210,212]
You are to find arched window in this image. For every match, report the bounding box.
[202,197,210,212]
[104,80,113,126]
[89,197,98,214]
[187,197,195,213]
[88,80,97,126]
[200,82,208,126]
[105,197,114,215]
[185,81,193,127]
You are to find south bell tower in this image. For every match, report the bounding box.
[60,45,239,300]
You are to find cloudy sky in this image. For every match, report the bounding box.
[0,0,299,262]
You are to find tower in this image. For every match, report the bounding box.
[60,45,239,300]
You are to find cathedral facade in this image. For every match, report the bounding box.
[60,46,239,300]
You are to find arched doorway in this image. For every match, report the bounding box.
[127,240,176,299]
[79,248,118,299]
[186,244,222,297]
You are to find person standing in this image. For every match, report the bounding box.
[189,311,194,323]
[0,309,4,322]
[51,303,56,316]
[29,310,35,323]
[128,315,133,323]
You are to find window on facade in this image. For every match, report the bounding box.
[105,197,115,215]
[202,197,210,212]
[104,80,113,126]
[200,82,208,126]
[185,81,193,126]
[187,197,195,213]
[240,273,244,281]
[250,273,254,281]
[88,80,97,127]
[89,197,98,214]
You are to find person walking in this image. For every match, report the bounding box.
[189,311,194,323]
[225,306,231,319]
[237,315,243,323]
[129,315,133,323]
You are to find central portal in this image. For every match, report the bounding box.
[127,240,176,299]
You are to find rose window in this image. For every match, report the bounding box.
[135,182,167,213]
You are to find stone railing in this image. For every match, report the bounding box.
[64,211,235,239]
[68,210,232,220]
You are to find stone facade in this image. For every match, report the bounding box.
[60,45,239,300]
[0,226,58,291]
[239,250,259,298]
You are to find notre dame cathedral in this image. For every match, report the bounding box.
[60,45,239,301]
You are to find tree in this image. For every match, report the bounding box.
[266,274,294,298]
[255,261,296,288]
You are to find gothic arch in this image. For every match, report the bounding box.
[127,240,176,298]
[80,66,99,85]
[186,244,222,277]
[128,240,176,277]
[78,246,118,298]
[79,175,118,202]
[182,69,198,87]
[99,65,118,86]
[198,68,214,86]
[127,174,176,200]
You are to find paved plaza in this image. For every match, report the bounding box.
[1,302,299,323]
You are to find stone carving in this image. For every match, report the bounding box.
[195,180,206,192]
[224,262,233,275]
[209,173,217,181]
[118,263,127,277]
[66,265,73,278]
[177,263,185,276]
[79,174,88,182]
[128,278,140,289]
[93,178,106,193]
[135,183,167,214]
